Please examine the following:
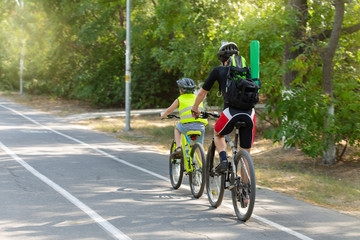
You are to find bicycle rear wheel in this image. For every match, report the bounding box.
[206,141,225,207]
[169,140,184,189]
[189,143,206,198]
[231,150,256,221]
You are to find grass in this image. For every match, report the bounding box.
[2,92,360,218]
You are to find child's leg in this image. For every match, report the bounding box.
[174,124,182,149]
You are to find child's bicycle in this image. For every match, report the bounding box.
[166,114,206,198]
[202,111,256,222]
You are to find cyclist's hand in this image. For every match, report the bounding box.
[160,112,167,119]
[191,108,200,119]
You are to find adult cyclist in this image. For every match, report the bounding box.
[191,42,257,174]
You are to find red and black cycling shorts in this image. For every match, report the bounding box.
[214,107,256,149]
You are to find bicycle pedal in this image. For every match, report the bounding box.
[228,185,234,190]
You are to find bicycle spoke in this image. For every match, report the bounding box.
[194,151,203,168]
[206,142,225,207]
[189,143,206,198]
[169,140,183,189]
[231,150,256,222]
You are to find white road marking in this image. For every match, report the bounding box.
[0,142,131,240]
[1,104,314,240]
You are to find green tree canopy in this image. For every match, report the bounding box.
[0,0,359,162]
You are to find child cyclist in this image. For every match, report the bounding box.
[161,78,208,156]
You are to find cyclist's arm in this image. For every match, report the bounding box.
[191,88,208,118]
[161,99,179,118]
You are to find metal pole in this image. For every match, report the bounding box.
[124,0,131,131]
[20,24,24,95]
[16,0,24,94]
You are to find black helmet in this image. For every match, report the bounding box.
[176,78,196,93]
[217,42,239,62]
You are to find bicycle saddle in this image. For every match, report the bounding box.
[235,121,246,128]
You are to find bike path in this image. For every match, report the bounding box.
[0,96,359,240]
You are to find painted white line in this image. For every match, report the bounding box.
[1,104,314,240]
[252,214,314,240]
[0,141,131,240]
[0,105,169,182]
[221,202,313,240]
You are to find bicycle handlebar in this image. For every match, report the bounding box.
[200,111,220,119]
[165,114,180,119]
[162,112,219,120]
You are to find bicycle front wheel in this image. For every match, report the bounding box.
[189,143,206,198]
[206,141,225,207]
[169,140,184,189]
[231,150,256,222]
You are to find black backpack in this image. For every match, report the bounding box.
[222,55,260,110]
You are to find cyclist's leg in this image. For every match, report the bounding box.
[176,122,189,136]
[170,123,183,158]
[214,108,234,173]
[237,108,256,183]
[214,132,226,152]
[174,123,182,148]
[238,108,256,152]
[213,133,228,173]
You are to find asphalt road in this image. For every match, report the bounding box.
[0,96,359,240]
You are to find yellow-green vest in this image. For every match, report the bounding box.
[230,55,247,68]
[178,94,208,125]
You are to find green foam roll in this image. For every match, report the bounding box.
[250,40,260,81]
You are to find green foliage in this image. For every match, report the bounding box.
[265,88,329,158]
[264,1,360,160]
[333,31,360,148]
[0,0,20,91]
[1,0,359,160]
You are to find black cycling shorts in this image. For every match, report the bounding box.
[214,107,256,149]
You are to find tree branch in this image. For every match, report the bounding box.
[342,22,360,34]
[309,21,360,42]
[322,0,344,96]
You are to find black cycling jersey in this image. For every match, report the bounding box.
[202,65,255,147]
[202,65,256,112]
[202,66,229,109]
[202,66,227,92]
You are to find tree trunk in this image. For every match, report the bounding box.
[282,0,308,88]
[322,0,345,165]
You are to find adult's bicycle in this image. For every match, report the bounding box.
[202,111,256,221]
[166,114,206,198]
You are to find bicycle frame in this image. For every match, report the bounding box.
[181,132,203,172]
